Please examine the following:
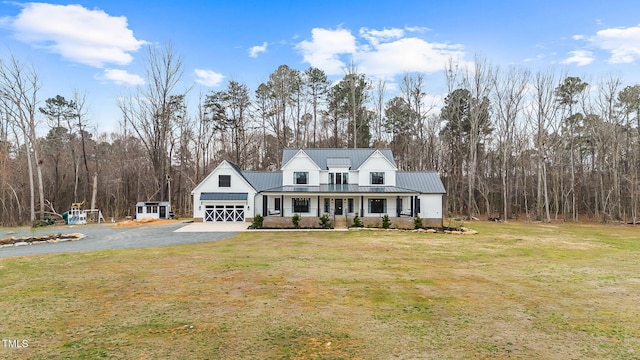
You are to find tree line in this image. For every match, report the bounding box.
[1,45,639,226]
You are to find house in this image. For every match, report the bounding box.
[135,201,173,220]
[191,148,446,227]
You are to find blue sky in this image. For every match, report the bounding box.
[2,0,640,133]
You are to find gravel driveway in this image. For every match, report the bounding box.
[0,222,239,258]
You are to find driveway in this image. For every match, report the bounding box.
[0,221,240,258]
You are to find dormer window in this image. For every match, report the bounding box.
[329,172,349,185]
[294,172,308,185]
[219,175,231,187]
[371,172,384,185]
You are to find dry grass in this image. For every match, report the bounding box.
[1,221,639,359]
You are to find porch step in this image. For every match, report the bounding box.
[334,216,348,229]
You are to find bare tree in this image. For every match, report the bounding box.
[117,43,184,202]
[0,54,44,223]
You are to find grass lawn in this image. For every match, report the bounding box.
[1,221,639,359]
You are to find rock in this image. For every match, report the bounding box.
[463,230,478,235]
[426,229,436,233]
[14,242,28,246]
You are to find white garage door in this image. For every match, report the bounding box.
[204,204,245,222]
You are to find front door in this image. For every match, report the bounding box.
[334,199,343,215]
[159,206,166,219]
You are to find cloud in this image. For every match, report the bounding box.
[590,25,640,63]
[296,28,357,74]
[2,3,145,67]
[249,42,268,58]
[194,69,224,87]
[561,50,594,66]
[100,69,144,86]
[296,26,467,78]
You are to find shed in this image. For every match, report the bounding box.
[135,201,173,220]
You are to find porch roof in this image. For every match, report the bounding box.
[259,184,418,194]
[200,192,248,201]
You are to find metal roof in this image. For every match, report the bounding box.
[396,171,446,194]
[326,157,351,168]
[259,184,419,194]
[241,171,282,192]
[200,192,248,201]
[282,148,396,169]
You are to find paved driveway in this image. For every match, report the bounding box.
[0,222,239,258]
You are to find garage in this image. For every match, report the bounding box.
[200,192,248,222]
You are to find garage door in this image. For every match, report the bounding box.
[204,205,245,222]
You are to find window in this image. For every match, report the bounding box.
[415,198,421,214]
[137,206,143,213]
[294,172,308,185]
[368,199,386,214]
[330,172,349,185]
[147,205,158,214]
[274,198,281,211]
[324,198,330,213]
[293,198,310,213]
[348,198,354,213]
[219,175,231,187]
[371,172,384,185]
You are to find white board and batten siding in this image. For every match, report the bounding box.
[281,151,321,186]
[357,150,397,187]
[191,161,256,222]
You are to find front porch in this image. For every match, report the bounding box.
[259,193,422,219]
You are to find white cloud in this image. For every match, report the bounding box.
[249,42,268,58]
[194,69,224,87]
[100,69,144,86]
[296,28,357,74]
[572,34,584,40]
[296,26,468,78]
[561,50,595,66]
[590,25,640,63]
[2,3,145,67]
[359,27,404,46]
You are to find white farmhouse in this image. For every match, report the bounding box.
[191,148,446,227]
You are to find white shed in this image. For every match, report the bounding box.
[135,201,172,220]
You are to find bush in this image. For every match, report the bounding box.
[414,215,422,229]
[252,214,264,229]
[292,213,301,229]
[382,214,391,229]
[319,213,331,229]
[352,214,363,228]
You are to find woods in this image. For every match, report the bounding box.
[1,46,640,226]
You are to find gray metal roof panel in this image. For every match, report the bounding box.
[326,157,351,168]
[282,148,396,169]
[396,171,446,194]
[241,171,283,192]
[200,192,248,201]
[259,185,419,194]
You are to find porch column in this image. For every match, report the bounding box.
[410,196,414,217]
[263,195,268,216]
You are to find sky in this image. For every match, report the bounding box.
[2,0,640,134]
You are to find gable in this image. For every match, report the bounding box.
[191,160,255,195]
[358,150,398,171]
[281,148,396,169]
[281,149,321,171]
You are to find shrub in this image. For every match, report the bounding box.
[382,214,391,229]
[292,213,301,229]
[319,213,331,229]
[414,215,422,229]
[252,214,264,229]
[352,214,363,228]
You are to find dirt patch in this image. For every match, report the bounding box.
[111,218,179,228]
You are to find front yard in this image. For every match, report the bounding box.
[0,221,638,359]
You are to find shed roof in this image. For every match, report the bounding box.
[396,171,446,194]
[200,192,248,201]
